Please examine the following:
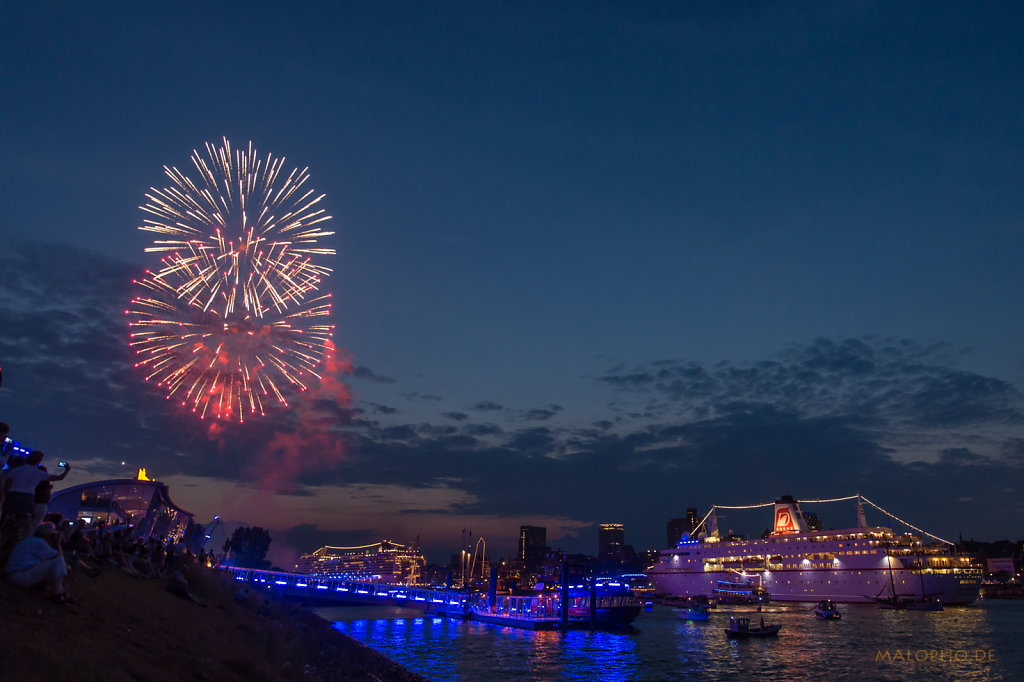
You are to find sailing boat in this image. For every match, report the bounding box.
[876,547,909,609]
[905,554,943,611]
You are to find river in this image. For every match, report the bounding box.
[315,599,1023,680]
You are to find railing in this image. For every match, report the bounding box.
[225,566,470,611]
[225,567,641,629]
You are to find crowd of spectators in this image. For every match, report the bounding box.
[1,421,218,606]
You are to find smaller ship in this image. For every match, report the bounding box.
[905,596,943,611]
[678,603,711,621]
[712,579,770,605]
[876,596,908,609]
[814,600,841,620]
[724,616,781,638]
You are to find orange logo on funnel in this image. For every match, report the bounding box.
[775,508,797,534]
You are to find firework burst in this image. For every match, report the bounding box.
[126,138,335,422]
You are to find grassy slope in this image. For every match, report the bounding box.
[0,565,425,682]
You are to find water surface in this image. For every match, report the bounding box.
[318,600,1024,680]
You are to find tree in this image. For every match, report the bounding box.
[224,526,272,569]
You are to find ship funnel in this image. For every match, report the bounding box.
[772,495,809,535]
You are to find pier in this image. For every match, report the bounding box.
[225,567,641,630]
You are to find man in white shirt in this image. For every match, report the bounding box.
[2,452,69,543]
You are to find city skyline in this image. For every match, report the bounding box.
[3,3,1024,565]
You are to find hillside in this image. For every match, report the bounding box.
[0,565,424,682]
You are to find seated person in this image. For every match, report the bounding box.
[5,521,73,604]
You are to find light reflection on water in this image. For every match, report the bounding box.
[319,601,1024,681]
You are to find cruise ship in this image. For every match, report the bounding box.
[646,495,982,604]
[294,540,426,585]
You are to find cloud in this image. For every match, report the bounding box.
[402,392,443,402]
[470,400,504,411]
[352,365,396,384]
[0,239,359,493]
[597,337,1024,433]
[522,404,563,421]
[364,402,398,415]
[5,240,1023,555]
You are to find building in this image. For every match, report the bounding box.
[48,476,195,544]
[519,525,547,570]
[598,523,624,560]
[666,518,687,547]
[804,511,823,531]
[685,507,704,535]
[294,540,426,584]
[667,508,705,547]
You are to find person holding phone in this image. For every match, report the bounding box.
[2,451,69,545]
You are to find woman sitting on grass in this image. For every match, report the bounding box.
[4,521,73,604]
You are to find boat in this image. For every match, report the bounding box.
[724,616,781,638]
[875,596,908,609]
[814,600,841,620]
[660,595,690,608]
[563,582,643,628]
[712,579,771,604]
[294,540,426,584]
[678,604,711,621]
[647,495,982,604]
[905,596,943,611]
[875,546,944,609]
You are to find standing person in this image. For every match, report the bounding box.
[2,452,69,546]
[30,454,56,536]
[0,422,10,515]
[0,423,11,465]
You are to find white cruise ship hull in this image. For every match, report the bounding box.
[647,496,982,605]
[647,566,980,604]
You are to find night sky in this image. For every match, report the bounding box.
[3,3,1024,564]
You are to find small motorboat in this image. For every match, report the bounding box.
[678,604,710,622]
[724,616,781,638]
[814,600,841,620]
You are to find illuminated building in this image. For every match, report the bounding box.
[519,526,547,571]
[294,540,426,585]
[804,511,823,531]
[48,476,194,543]
[668,508,707,547]
[686,507,704,534]
[599,523,624,560]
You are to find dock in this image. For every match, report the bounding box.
[225,567,641,630]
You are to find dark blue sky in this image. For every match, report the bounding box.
[3,2,1023,563]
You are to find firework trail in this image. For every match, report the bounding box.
[126,138,335,422]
